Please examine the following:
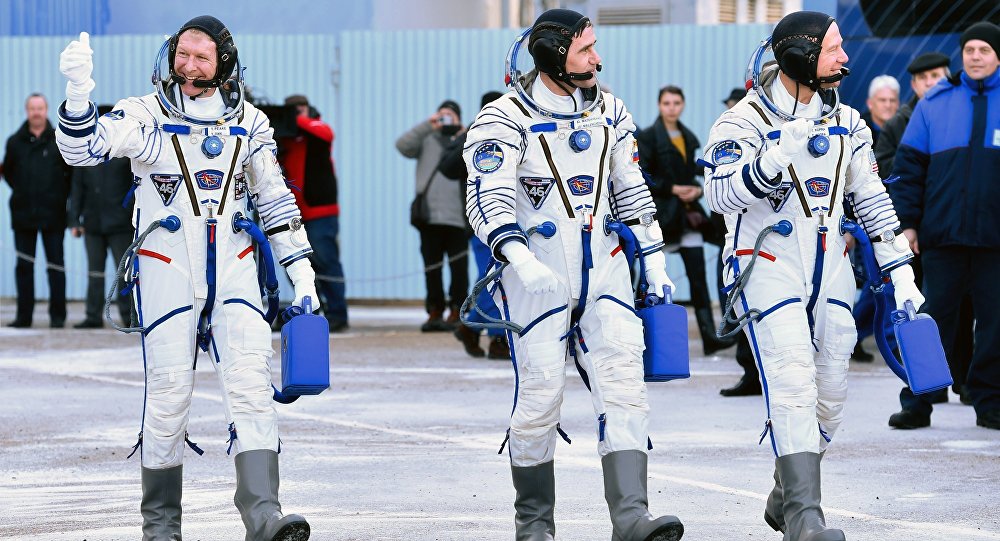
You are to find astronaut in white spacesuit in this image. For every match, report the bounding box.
[463,9,683,541]
[702,11,923,541]
[57,16,314,541]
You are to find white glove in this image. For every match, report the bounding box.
[59,32,95,115]
[502,242,558,295]
[759,117,811,177]
[642,250,676,299]
[889,265,924,312]
[285,259,320,313]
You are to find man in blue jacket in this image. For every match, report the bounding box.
[890,21,1000,430]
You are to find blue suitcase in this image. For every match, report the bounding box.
[277,297,330,400]
[892,301,952,395]
[637,288,690,382]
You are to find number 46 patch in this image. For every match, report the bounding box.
[519,177,555,209]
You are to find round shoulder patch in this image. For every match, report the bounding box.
[712,140,743,165]
[473,142,504,173]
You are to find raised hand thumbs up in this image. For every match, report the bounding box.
[60,31,96,115]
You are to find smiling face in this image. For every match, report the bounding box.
[173,29,218,97]
[962,39,1000,81]
[564,25,602,89]
[816,22,849,88]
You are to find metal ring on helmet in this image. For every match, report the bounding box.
[504,28,603,121]
[745,36,840,124]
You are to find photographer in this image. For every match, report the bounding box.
[396,100,469,332]
[277,95,348,331]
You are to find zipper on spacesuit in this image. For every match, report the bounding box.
[184,431,205,456]
[127,431,143,459]
[804,223,828,351]
[758,419,772,445]
[123,174,141,208]
[556,423,572,444]
[226,422,238,455]
[497,428,510,455]
[197,205,219,353]
[597,413,607,442]
[818,214,828,252]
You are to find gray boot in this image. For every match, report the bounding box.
[141,465,183,541]
[776,452,845,541]
[766,451,828,533]
[233,450,310,541]
[602,451,684,541]
[511,461,555,541]
[764,461,785,532]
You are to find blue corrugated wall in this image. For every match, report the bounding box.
[0,24,772,302]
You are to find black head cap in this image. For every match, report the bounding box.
[528,9,591,84]
[906,52,951,75]
[771,11,835,90]
[168,15,238,89]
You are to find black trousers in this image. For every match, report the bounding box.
[678,246,710,311]
[13,228,66,323]
[901,247,1000,416]
[419,224,469,314]
[84,231,133,324]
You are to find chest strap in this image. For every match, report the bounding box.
[170,134,202,217]
[538,134,576,218]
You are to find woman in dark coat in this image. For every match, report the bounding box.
[636,85,733,355]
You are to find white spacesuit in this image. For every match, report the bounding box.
[56,17,313,541]
[702,11,922,541]
[465,9,683,541]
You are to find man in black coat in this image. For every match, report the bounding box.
[68,151,135,328]
[2,94,72,328]
[874,52,950,179]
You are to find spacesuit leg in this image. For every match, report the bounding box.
[813,263,855,453]
[497,273,570,540]
[210,300,278,453]
[500,275,571,467]
[212,257,308,540]
[739,254,848,541]
[739,262,819,458]
[136,257,197,469]
[761,261,853,535]
[576,260,683,541]
[134,243,197,539]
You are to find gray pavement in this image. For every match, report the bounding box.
[0,301,998,540]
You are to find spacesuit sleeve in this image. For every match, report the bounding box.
[463,100,527,262]
[56,97,161,167]
[701,108,774,215]
[244,105,313,267]
[606,96,662,256]
[843,109,912,272]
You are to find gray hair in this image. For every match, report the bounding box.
[25,92,47,107]
[867,75,900,98]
